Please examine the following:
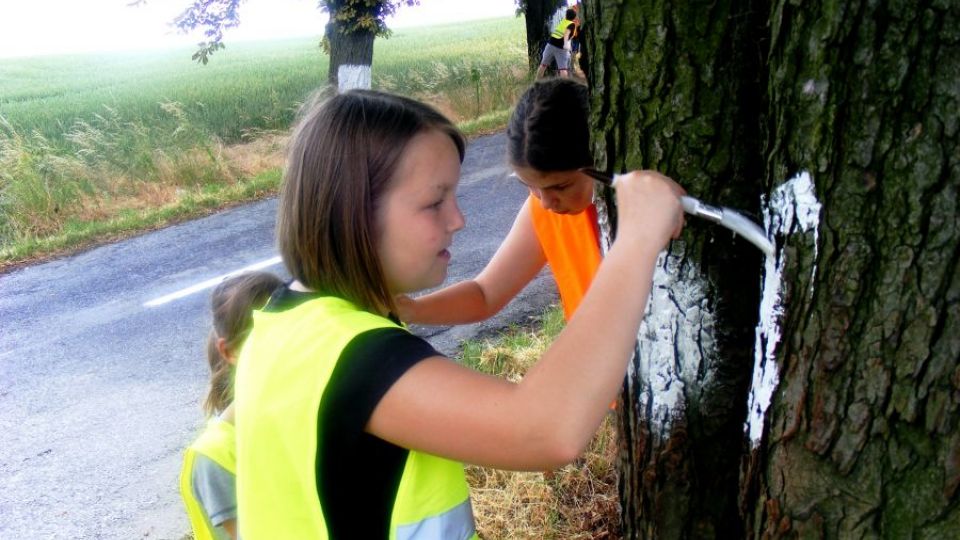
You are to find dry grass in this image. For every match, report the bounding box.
[221,132,288,177]
[460,309,622,539]
[466,417,620,539]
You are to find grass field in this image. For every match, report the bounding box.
[0,16,530,267]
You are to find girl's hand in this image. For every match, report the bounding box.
[612,171,685,252]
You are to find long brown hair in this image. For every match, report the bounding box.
[204,271,283,416]
[276,89,465,315]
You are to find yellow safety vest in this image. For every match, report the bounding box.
[179,418,236,540]
[235,295,476,539]
[550,18,574,39]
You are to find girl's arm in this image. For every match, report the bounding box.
[396,198,547,325]
[369,171,685,471]
[563,24,574,51]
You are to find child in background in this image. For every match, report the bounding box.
[179,271,282,540]
[397,77,601,325]
[537,8,577,78]
[234,89,684,538]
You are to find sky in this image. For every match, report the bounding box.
[0,0,519,59]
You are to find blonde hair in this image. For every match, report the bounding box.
[204,271,283,416]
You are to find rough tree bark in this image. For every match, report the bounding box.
[587,0,767,537]
[325,19,375,91]
[520,0,566,71]
[586,0,959,538]
[745,2,960,537]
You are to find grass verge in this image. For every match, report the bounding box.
[0,109,512,273]
[1,17,530,272]
[459,306,621,539]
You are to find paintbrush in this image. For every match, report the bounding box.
[579,168,774,256]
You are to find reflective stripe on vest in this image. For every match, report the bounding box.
[528,195,602,320]
[236,295,475,539]
[179,419,236,540]
[550,18,574,39]
[396,499,475,540]
[391,450,477,540]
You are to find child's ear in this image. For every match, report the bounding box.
[217,337,238,365]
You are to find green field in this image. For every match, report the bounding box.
[0,16,530,265]
[0,16,526,143]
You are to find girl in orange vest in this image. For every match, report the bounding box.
[397,78,609,324]
[179,271,282,540]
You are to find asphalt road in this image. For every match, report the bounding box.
[0,132,557,539]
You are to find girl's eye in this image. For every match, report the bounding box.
[427,200,444,210]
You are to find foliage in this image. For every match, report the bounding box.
[171,0,419,64]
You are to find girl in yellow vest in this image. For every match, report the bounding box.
[234,89,685,539]
[179,271,282,540]
[398,78,603,324]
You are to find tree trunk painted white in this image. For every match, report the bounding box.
[337,64,372,92]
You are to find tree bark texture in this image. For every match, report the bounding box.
[587,0,770,537]
[588,0,959,538]
[325,19,375,89]
[747,2,960,538]
[522,0,566,71]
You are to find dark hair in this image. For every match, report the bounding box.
[277,89,465,315]
[507,78,591,172]
[204,271,283,416]
[565,8,577,20]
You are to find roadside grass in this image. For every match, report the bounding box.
[459,306,622,539]
[0,16,530,270]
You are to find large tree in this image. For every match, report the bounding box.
[171,0,417,90]
[586,0,959,538]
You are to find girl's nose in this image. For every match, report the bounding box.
[449,201,466,232]
[539,193,560,212]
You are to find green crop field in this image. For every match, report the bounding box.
[0,16,527,144]
[0,16,530,265]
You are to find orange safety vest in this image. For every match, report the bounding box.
[528,195,602,320]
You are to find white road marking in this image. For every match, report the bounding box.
[143,256,283,308]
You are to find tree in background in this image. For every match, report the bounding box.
[514,0,565,71]
[171,0,417,90]
[587,0,959,537]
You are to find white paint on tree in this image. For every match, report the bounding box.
[594,187,714,437]
[747,170,822,446]
[630,251,716,433]
[338,64,371,92]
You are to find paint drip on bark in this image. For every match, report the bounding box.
[746,171,822,446]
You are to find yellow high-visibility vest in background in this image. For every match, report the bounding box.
[550,17,574,40]
[179,419,236,540]
[235,295,476,539]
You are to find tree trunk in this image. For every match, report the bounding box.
[325,19,375,92]
[521,0,566,71]
[744,2,960,537]
[588,0,769,536]
[588,0,959,538]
